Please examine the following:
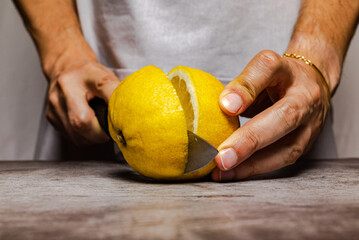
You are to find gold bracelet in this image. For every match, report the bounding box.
[282,53,331,102]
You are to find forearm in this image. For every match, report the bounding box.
[13,0,96,78]
[286,0,359,94]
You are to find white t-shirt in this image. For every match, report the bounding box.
[77,0,300,82]
[36,0,337,159]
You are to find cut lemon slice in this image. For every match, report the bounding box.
[170,72,197,133]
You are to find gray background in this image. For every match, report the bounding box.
[0,1,358,160]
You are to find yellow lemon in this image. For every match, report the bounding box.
[108,65,239,180]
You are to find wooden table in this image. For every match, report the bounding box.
[0,159,358,240]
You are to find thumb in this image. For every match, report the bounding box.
[94,75,120,103]
[85,64,120,103]
[219,50,284,116]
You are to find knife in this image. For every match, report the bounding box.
[89,98,218,173]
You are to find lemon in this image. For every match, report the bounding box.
[108,65,239,180]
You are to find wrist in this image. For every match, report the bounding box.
[286,33,342,94]
[38,27,97,79]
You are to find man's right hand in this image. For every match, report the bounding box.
[45,60,119,146]
[14,0,120,145]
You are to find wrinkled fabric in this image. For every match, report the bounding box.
[77,0,300,82]
[36,0,337,159]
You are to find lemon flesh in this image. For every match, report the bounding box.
[171,76,195,132]
[108,65,239,180]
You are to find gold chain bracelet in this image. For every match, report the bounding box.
[282,53,331,102]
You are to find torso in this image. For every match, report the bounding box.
[76,0,300,83]
[71,0,337,159]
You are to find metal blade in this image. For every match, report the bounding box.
[184,131,219,173]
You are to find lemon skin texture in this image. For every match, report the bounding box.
[108,65,240,181]
[108,66,188,180]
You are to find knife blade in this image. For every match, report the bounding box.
[89,97,218,173]
[185,130,218,173]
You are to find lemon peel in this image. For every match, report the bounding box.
[108,65,239,180]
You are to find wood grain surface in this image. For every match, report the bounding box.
[0,159,358,240]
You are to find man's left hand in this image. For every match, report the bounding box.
[212,50,330,182]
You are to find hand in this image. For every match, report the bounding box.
[212,50,331,181]
[13,0,120,146]
[45,60,120,146]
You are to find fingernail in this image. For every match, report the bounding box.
[218,148,238,170]
[221,93,243,113]
[219,170,235,182]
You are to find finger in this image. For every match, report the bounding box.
[47,89,70,134]
[58,75,109,144]
[215,94,307,171]
[45,103,65,133]
[84,65,120,103]
[219,50,289,116]
[48,89,90,145]
[212,126,310,182]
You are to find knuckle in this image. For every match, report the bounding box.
[285,146,303,166]
[42,63,53,77]
[257,50,282,72]
[81,61,96,71]
[96,74,116,90]
[57,74,70,88]
[48,92,58,106]
[277,102,300,130]
[237,77,257,101]
[244,127,260,152]
[69,114,92,132]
